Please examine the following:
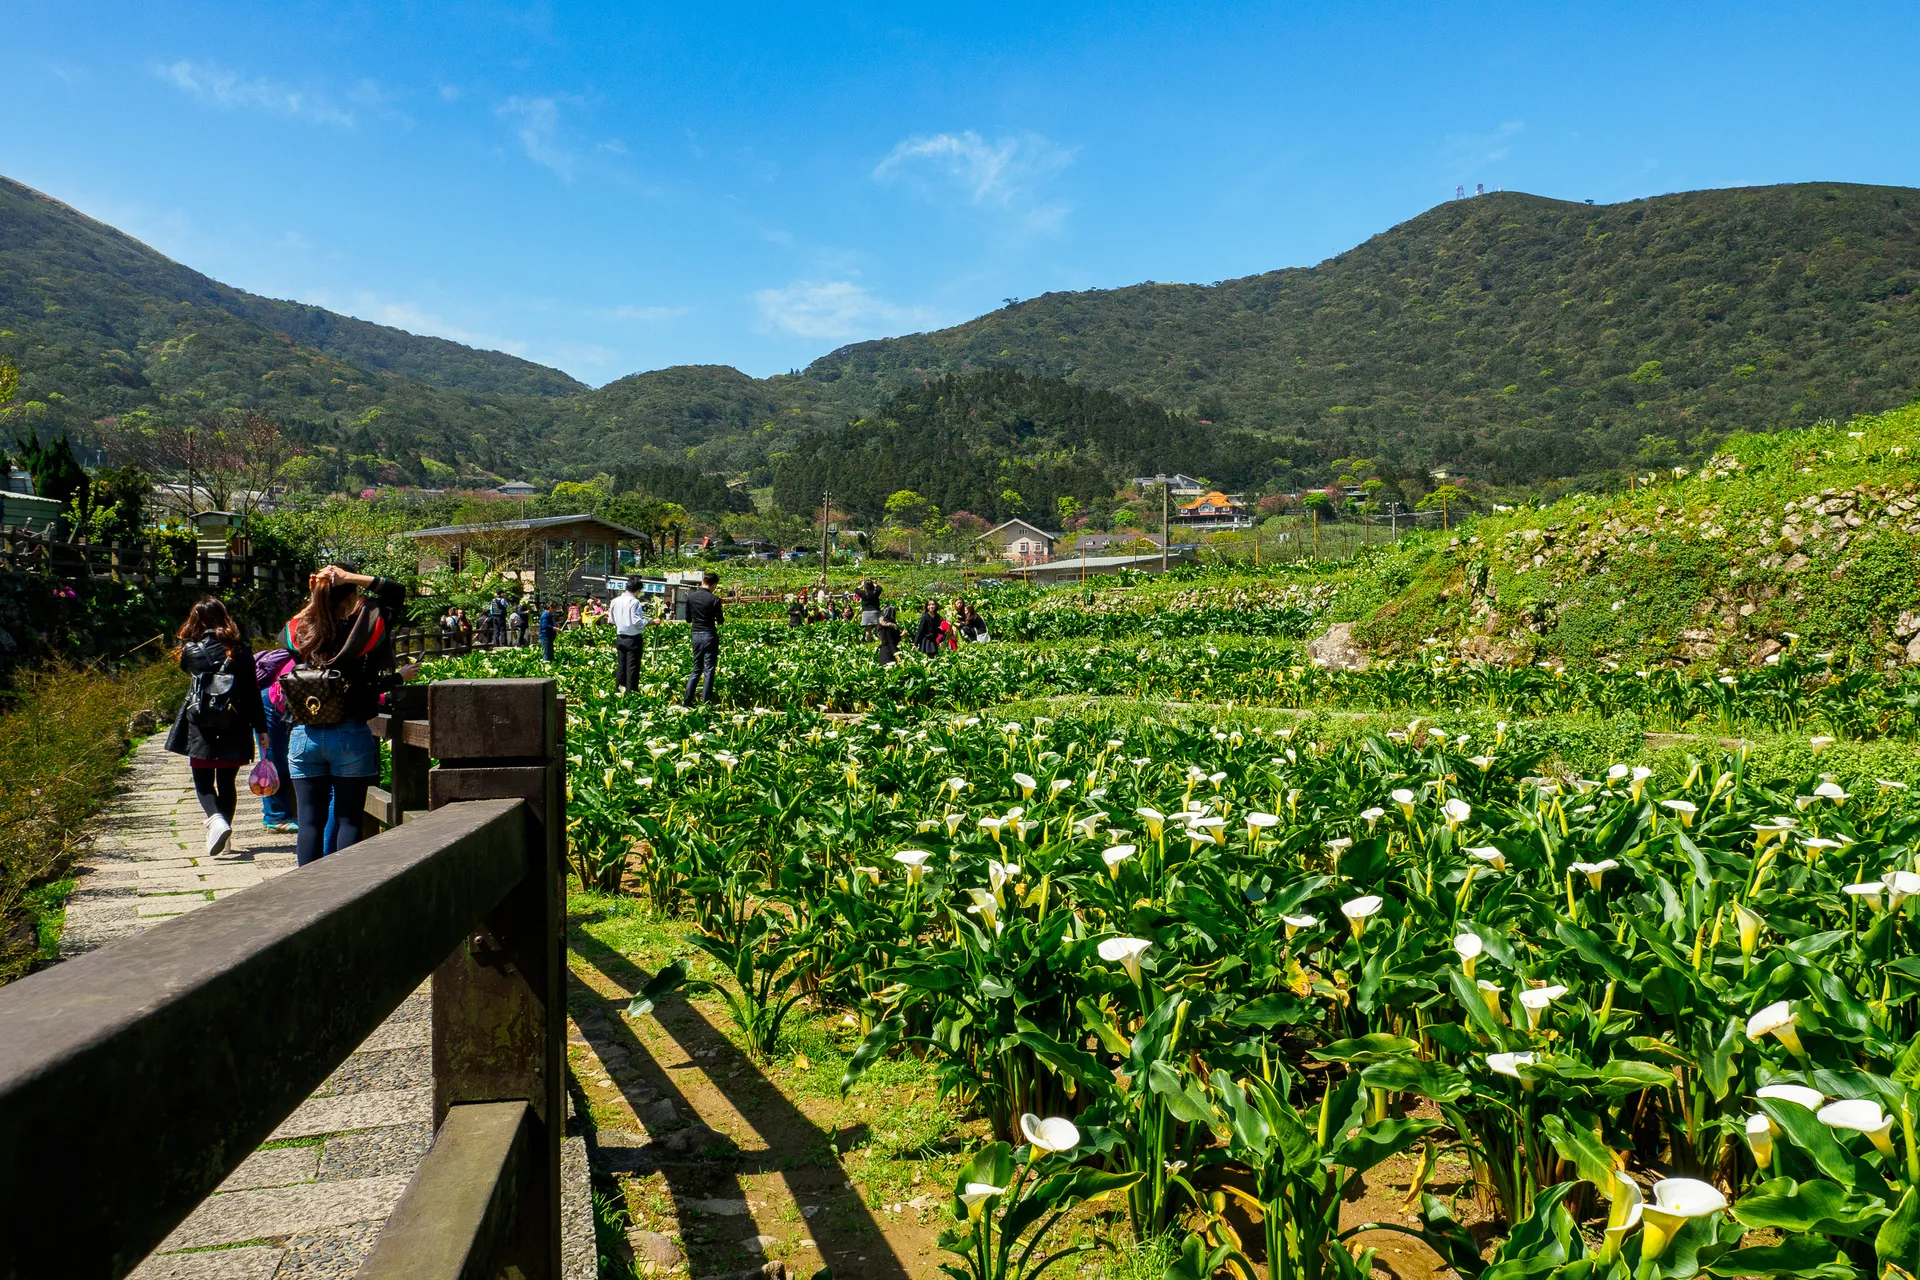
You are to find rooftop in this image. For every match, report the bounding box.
[401,512,647,540]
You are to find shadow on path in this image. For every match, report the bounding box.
[570,927,911,1280]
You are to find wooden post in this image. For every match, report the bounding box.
[423,680,565,1279]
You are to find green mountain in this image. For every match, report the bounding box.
[796,183,1920,485]
[0,175,580,478]
[771,368,1266,526]
[8,175,1920,496]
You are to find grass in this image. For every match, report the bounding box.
[0,660,185,985]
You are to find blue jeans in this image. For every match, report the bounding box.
[540,632,555,661]
[260,694,296,825]
[289,721,380,865]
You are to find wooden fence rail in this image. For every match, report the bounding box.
[0,528,304,594]
[0,678,566,1280]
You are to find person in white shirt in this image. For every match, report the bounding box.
[610,582,650,693]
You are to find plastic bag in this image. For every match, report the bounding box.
[248,760,281,797]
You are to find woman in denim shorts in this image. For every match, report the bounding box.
[276,565,418,866]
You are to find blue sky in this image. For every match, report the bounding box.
[5,1,1917,386]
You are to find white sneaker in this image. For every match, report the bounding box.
[204,814,232,858]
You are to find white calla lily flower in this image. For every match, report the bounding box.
[1443,797,1472,827]
[1746,1001,1804,1055]
[1011,772,1037,798]
[893,849,932,884]
[1819,1099,1898,1156]
[1757,1082,1825,1112]
[1340,894,1384,938]
[1486,1050,1534,1080]
[1569,858,1619,890]
[1466,845,1506,872]
[1281,913,1321,939]
[1019,1113,1080,1155]
[959,1182,1003,1218]
[1101,845,1137,877]
[1639,1178,1727,1260]
[1602,1172,1644,1258]
[1390,788,1416,818]
[1844,881,1887,913]
[1097,936,1152,984]
[1516,984,1569,1029]
[1745,1114,1774,1168]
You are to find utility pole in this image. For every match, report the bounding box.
[1160,480,1170,573]
[1312,510,1319,561]
[819,490,831,587]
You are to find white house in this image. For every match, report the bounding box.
[977,518,1059,566]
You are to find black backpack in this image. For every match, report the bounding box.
[188,642,239,733]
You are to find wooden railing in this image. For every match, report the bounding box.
[0,528,301,593]
[0,679,567,1280]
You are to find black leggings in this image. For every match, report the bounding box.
[192,766,238,822]
[292,775,373,867]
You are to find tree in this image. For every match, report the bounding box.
[99,410,302,520]
[13,431,89,516]
[1417,484,1469,527]
[75,465,149,543]
[885,489,934,528]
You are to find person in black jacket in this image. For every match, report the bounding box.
[682,571,724,706]
[165,597,270,858]
[914,600,945,657]
[875,605,902,666]
[277,565,418,866]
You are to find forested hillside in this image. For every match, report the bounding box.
[802,184,1920,485]
[770,368,1265,526]
[0,176,574,479]
[7,175,1920,496]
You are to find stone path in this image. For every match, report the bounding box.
[60,733,594,1280]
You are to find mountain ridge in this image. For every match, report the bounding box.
[7,176,1920,493]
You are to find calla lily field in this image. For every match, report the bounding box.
[432,621,1920,1280]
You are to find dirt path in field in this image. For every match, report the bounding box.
[568,931,949,1279]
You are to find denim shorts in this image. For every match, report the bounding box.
[288,721,380,780]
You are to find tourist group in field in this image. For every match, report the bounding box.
[162,567,988,865]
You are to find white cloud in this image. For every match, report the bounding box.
[874,130,1073,221]
[306,290,529,355]
[753,280,940,342]
[498,96,574,178]
[156,60,356,127]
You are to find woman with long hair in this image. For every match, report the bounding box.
[914,599,944,657]
[875,604,902,666]
[275,565,417,866]
[164,597,269,857]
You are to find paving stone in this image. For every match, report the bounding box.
[317,1045,430,1096]
[271,1087,433,1140]
[136,895,211,917]
[157,1175,410,1249]
[127,1245,284,1279]
[70,736,442,1276]
[273,1223,383,1277]
[563,1133,595,1280]
[318,1123,433,1181]
[354,1019,431,1052]
[219,1144,320,1190]
[630,1229,685,1268]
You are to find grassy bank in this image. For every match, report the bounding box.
[0,662,184,984]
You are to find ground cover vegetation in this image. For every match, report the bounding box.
[423,628,1920,1278]
[0,661,181,984]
